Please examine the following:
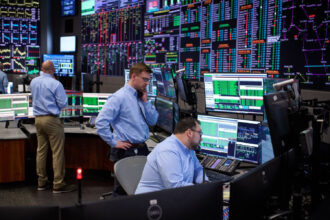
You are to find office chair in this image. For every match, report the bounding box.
[100,155,147,199]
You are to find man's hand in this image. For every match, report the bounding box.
[115,141,132,150]
[141,90,148,102]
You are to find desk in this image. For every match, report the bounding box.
[22,124,114,175]
[0,127,28,183]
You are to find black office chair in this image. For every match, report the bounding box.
[100,155,147,199]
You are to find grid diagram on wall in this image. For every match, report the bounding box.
[81,0,329,89]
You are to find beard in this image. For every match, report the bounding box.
[138,86,146,93]
[191,143,200,151]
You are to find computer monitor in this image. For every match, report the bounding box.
[0,206,59,220]
[60,36,76,53]
[263,78,299,97]
[61,181,223,220]
[124,68,157,97]
[176,71,196,105]
[0,93,30,121]
[83,93,111,116]
[176,71,187,102]
[43,54,74,77]
[154,67,176,99]
[204,73,267,115]
[173,102,179,128]
[229,156,281,220]
[198,114,262,164]
[155,97,174,134]
[25,57,40,75]
[60,91,83,118]
[229,148,296,219]
[263,91,305,157]
[61,0,76,16]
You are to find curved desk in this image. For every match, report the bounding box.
[0,126,28,183]
[22,124,114,174]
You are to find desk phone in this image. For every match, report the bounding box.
[200,155,240,175]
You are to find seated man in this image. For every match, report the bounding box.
[135,117,207,194]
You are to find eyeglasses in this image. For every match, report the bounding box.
[139,76,150,82]
[191,129,203,136]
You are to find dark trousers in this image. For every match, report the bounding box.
[111,144,149,196]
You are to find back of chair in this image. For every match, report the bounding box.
[114,155,147,195]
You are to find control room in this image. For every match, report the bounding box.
[0,0,329,219]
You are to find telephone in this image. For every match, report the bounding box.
[137,91,143,98]
[200,155,240,175]
[86,116,96,128]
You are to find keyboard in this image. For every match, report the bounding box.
[205,169,232,183]
[149,135,166,143]
[63,123,81,128]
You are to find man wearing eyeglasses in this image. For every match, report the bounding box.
[96,63,158,196]
[135,117,207,194]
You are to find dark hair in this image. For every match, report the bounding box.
[174,117,200,134]
[129,63,152,78]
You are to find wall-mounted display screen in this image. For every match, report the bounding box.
[0,1,40,74]
[43,54,74,77]
[60,36,76,53]
[61,0,76,16]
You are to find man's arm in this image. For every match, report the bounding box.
[55,83,67,109]
[193,153,208,183]
[95,96,133,150]
[142,100,158,126]
[156,150,194,188]
[95,97,119,148]
[3,75,8,94]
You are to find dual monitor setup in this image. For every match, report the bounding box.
[0,92,111,123]
[122,67,301,171]
[123,68,300,171]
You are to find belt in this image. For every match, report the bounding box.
[130,143,146,148]
[36,114,58,117]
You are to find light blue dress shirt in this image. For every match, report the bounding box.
[135,134,206,194]
[0,70,8,94]
[30,72,67,116]
[95,84,158,147]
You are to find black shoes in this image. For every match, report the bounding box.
[52,184,77,194]
[37,181,52,191]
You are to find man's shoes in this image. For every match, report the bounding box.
[37,182,52,191]
[52,184,77,194]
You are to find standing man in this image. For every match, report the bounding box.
[30,60,75,193]
[96,63,159,196]
[0,62,8,94]
[135,117,207,194]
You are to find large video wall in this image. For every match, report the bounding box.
[81,0,144,76]
[81,0,329,89]
[0,0,40,75]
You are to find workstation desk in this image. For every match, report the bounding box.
[22,124,114,172]
[0,126,28,183]
[0,123,115,183]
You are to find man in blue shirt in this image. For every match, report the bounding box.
[30,60,76,194]
[0,62,8,94]
[96,63,159,196]
[135,118,207,194]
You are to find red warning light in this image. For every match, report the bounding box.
[76,168,83,180]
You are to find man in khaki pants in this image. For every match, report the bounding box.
[30,60,76,193]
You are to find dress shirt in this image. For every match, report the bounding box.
[135,134,206,194]
[30,71,67,116]
[95,84,158,148]
[0,70,8,94]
